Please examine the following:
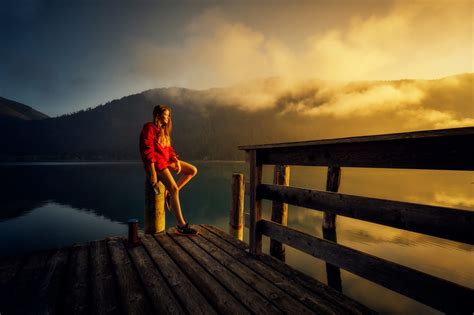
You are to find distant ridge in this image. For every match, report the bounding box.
[0,73,471,161]
[0,96,49,121]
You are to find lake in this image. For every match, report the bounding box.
[0,161,472,314]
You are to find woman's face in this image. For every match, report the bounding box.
[159,110,170,125]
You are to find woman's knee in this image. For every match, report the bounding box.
[182,163,197,176]
[168,182,179,194]
[190,165,198,176]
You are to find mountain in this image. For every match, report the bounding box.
[0,96,49,122]
[0,73,472,161]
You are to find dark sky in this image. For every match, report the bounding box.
[1,0,471,116]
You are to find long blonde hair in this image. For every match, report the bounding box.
[153,105,172,147]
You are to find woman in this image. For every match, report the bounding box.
[139,105,198,235]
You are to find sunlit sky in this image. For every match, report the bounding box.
[1,0,472,116]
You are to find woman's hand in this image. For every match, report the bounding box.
[149,163,158,185]
[169,160,181,174]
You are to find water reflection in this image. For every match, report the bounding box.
[0,202,126,256]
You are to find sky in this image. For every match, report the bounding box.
[0,0,472,117]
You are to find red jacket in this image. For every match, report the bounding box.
[139,122,178,171]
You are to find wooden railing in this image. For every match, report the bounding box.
[232,126,474,314]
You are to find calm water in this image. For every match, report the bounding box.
[0,161,472,314]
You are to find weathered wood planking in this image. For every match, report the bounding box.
[229,173,245,240]
[127,241,185,314]
[198,225,357,315]
[4,250,50,314]
[239,126,474,170]
[90,240,121,315]
[140,234,216,315]
[249,150,263,255]
[259,219,474,314]
[155,233,251,314]
[169,231,283,315]
[188,228,316,314]
[63,244,90,315]
[0,254,26,308]
[270,165,290,261]
[36,248,70,314]
[0,254,25,288]
[0,225,376,315]
[201,224,375,315]
[108,239,154,314]
[322,166,343,292]
[258,183,474,244]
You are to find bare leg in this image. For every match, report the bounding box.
[174,161,198,190]
[156,168,186,226]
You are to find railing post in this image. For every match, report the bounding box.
[249,150,263,255]
[323,166,342,291]
[229,173,244,240]
[144,176,166,234]
[270,165,290,261]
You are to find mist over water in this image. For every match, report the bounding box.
[0,161,472,314]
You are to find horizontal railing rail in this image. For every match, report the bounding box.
[240,126,474,170]
[258,184,474,244]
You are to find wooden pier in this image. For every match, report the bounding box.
[0,224,373,315]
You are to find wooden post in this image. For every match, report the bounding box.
[144,176,166,234]
[127,219,140,246]
[323,166,342,292]
[249,150,263,255]
[270,165,290,261]
[229,173,244,240]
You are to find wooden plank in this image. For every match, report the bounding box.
[323,166,342,292]
[188,229,316,314]
[0,255,25,313]
[36,248,70,314]
[127,239,185,314]
[196,225,356,315]
[155,233,250,314]
[201,224,375,315]
[3,250,50,314]
[0,254,25,289]
[270,165,290,261]
[323,166,341,230]
[260,219,474,314]
[169,231,283,314]
[249,149,263,255]
[90,240,121,315]
[63,243,90,315]
[145,177,166,234]
[239,126,474,150]
[258,184,474,244]
[141,235,216,315]
[229,173,245,240]
[239,127,474,171]
[108,239,153,315]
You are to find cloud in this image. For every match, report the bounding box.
[300,0,472,81]
[132,8,275,89]
[131,1,472,88]
[280,83,425,118]
[400,108,474,129]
